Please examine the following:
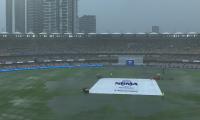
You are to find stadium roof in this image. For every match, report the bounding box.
[88,33,97,34]
[39,32,47,34]
[14,32,22,34]
[188,32,197,34]
[175,32,184,34]
[64,33,72,34]
[124,32,134,34]
[112,33,121,34]
[149,32,159,34]
[100,33,109,34]
[27,32,34,34]
[0,32,8,34]
[136,32,146,34]
[162,32,170,34]
[89,78,163,96]
[52,33,60,34]
[76,33,84,35]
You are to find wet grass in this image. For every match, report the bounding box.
[0,66,199,120]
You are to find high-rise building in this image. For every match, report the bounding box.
[15,0,26,33]
[0,0,6,32]
[79,15,96,33]
[42,0,58,33]
[71,0,79,33]
[6,0,26,33]
[6,0,12,33]
[6,0,78,34]
[152,26,160,33]
[27,0,43,33]
[43,0,78,33]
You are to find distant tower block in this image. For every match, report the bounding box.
[79,15,96,33]
[6,0,26,33]
[152,26,160,33]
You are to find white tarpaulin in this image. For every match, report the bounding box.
[89,78,163,96]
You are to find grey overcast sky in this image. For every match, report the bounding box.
[79,0,200,33]
[1,0,200,33]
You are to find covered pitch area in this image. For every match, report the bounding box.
[89,78,163,96]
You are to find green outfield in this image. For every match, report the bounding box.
[0,66,199,120]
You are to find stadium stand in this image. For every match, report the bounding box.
[0,34,200,69]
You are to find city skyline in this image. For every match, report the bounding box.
[3,0,78,33]
[1,0,200,33]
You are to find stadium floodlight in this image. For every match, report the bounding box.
[89,78,163,96]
